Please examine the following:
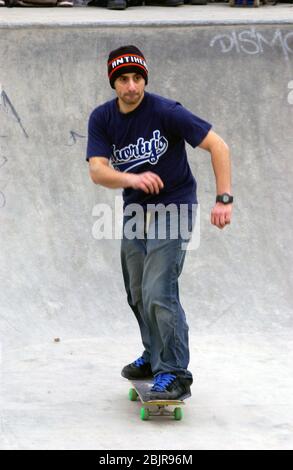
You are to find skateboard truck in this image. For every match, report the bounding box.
[128,380,189,421]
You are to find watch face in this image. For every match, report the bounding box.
[223,194,229,203]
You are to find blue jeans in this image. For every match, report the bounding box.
[120,205,196,382]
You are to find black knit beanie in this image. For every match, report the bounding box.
[108,45,148,89]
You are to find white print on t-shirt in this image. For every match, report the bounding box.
[111,130,169,172]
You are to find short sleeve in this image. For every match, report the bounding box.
[86,109,112,162]
[165,102,212,148]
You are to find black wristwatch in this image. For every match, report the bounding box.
[216,193,234,204]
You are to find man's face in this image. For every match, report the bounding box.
[114,73,145,106]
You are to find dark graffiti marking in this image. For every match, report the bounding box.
[67,131,86,147]
[0,154,7,209]
[288,80,293,105]
[0,85,29,138]
[0,155,7,169]
[0,191,5,209]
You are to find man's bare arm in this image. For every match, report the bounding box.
[199,130,231,194]
[88,157,164,194]
[89,157,130,188]
[199,130,232,229]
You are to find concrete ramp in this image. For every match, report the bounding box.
[0,7,293,450]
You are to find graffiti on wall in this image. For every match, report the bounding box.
[210,28,293,61]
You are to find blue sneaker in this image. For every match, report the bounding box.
[147,373,192,400]
[121,356,153,380]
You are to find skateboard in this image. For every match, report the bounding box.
[128,379,191,421]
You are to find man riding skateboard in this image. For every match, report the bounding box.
[86,45,233,401]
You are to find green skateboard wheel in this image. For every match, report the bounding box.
[174,407,183,421]
[128,388,138,401]
[140,407,150,421]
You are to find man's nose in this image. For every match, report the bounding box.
[128,79,136,91]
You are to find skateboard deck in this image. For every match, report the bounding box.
[128,379,191,421]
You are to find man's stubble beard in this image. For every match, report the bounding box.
[122,93,141,105]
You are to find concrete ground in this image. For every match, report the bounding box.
[0,3,293,451]
[2,334,293,450]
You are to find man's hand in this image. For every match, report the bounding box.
[89,158,164,193]
[127,171,164,194]
[211,202,232,229]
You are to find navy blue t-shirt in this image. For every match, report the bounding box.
[86,92,212,209]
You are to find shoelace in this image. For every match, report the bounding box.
[134,357,146,367]
[151,373,176,392]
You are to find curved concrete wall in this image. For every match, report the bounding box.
[0,24,293,347]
